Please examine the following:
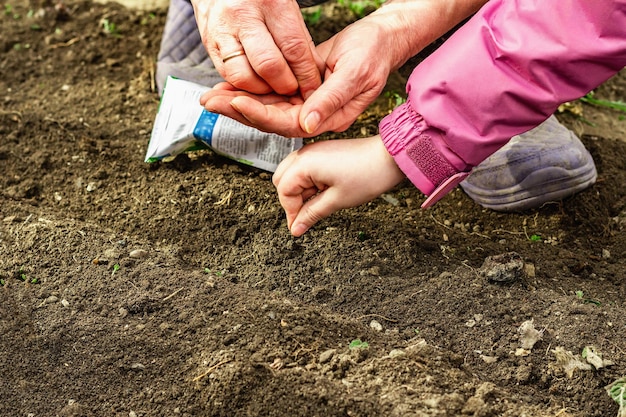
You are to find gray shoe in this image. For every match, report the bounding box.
[156,0,329,96]
[460,115,597,211]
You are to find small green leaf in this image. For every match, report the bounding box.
[581,93,626,113]
[607,377,626,417]
[349,339,369,349]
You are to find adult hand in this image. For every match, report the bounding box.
[199,16,397,137]
[199,4,420,137]
[199,0,488,137]
[191,0,323,97]
[272,136,405,237]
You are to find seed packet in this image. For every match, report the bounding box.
[146,76,302,172]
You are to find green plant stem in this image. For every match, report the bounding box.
[580,95,626,113]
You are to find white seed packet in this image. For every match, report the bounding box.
[145,76,302,172]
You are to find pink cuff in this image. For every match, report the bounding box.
[379,103,470,207]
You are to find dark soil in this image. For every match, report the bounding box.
[1,1,626,416]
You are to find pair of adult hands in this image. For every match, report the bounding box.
[190,0,408,235]
[191,0,401,137]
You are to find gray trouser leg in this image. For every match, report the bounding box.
[156,0,329,95]
[156,0,222,95]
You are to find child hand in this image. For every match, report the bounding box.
[272,135,405,237]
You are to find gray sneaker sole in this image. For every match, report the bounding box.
[460,115,598,211]
[461,162,597,211]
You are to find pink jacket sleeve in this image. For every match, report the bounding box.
[379,0,626,208]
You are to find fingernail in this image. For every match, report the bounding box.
[303,111,320,134]
[291,223,308,237]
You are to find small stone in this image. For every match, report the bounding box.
[319,349,336,364]
[370,320,383,332]
[480,252,525,283]
[388,349,406,359]
[129,249,148,259]
[380,193,399,206]
[61,299,70,308]
[524,263,536,278]
[518,318,544,350]
[480,355,498,364]
[45,295,59,304]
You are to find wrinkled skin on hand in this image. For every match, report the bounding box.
[200,17,397,137]
[191,0,323,97]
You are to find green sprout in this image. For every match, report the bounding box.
[4,4,20,18]
[101,18,120,37]
[13,43,30,50]
[302,8,322,25]
[575,290,601,306]
[607,377,626,417]
[337,0,385,18]
[204,268,225,277]
[357,231,369,241]
[385,90,406,108]
[14,266,38,284]
[580,92,626,113]
[529,234,542,242]
[349,339,369,349]
[140,12,155,25]
[111,263,120,276]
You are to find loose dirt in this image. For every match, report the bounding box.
[1,1,626,416]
